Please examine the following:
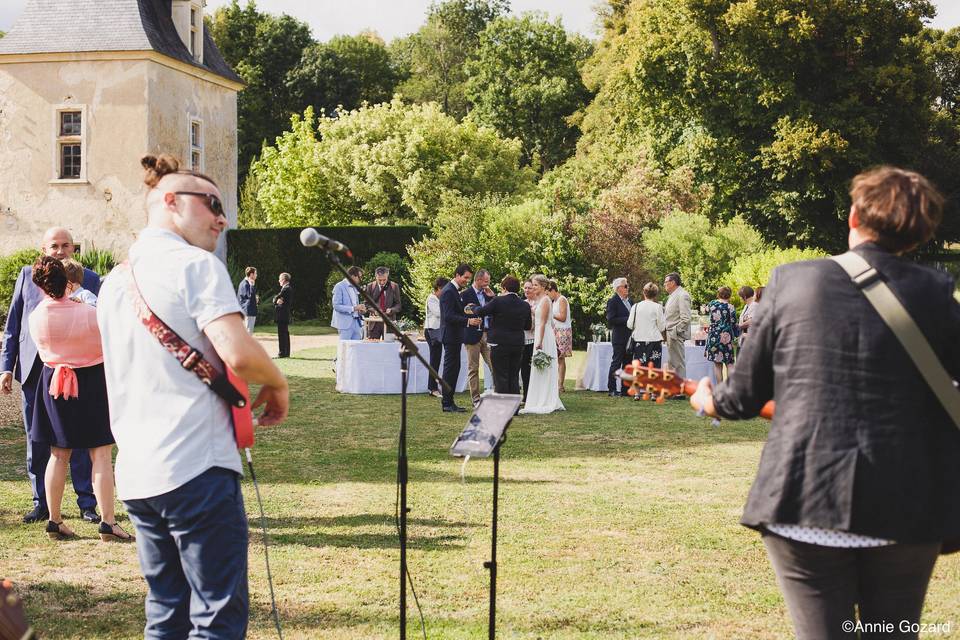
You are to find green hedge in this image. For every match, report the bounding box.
[226,226,428,321]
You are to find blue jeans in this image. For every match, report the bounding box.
[338,322,362,341]
[21,361,96,511]
[124,467,249,639]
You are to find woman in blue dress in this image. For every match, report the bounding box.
[704,286,738,381]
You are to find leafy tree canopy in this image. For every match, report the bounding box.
[465,13,594,170]
[251,99,536,227]
[392,0,510,118]
[580,0,946,251]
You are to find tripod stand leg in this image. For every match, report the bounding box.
[399,351,409,639]
[484,443,501,639]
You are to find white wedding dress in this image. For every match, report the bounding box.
[520,296,565,414]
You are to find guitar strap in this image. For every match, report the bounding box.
[115,262,247,411]
[832,252,960,429]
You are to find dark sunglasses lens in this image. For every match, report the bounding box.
[208,195,225,217]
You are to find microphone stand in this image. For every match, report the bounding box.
[322,248,450,640]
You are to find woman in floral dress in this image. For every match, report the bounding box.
[704,286,738,381]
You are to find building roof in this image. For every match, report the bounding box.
[0,0,242,85]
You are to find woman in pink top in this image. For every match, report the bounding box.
[28,256,132,542]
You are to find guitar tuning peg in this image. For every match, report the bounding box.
[641,392,649,401]
[655,396,665,404]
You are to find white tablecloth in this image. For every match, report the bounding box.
[335,340,492,394]
[577,341,716,391]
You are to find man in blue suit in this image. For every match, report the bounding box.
[438,263,479,412]
[0,227,99,523]
[331,266,365,340]
[236,266,259,332]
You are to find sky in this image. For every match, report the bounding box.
[1,1,956,41]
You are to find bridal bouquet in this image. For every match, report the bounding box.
[531,349,553,371]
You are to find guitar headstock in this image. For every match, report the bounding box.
[619,360,687,403]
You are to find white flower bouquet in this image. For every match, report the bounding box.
[531,349,553,371]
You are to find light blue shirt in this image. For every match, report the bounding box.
[331,278,361,330]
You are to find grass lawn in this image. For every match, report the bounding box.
[254,319,339,337]
[1,346,957,639]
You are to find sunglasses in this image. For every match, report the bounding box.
[175,191,226,218]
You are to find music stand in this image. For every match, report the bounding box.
[450,393,522,640]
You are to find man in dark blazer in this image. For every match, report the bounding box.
[605,277,632,397]
[471,275,532,397]
[363,267,402,340]
[690,167,960,640]
[273,272,293,357]
[0,227,98,524]
[460,268,495,405]
[439,263,477,412]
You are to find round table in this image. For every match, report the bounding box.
[576,341,717,392]
[335,340,492,394]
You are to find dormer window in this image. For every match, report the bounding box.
[189,7,198,59]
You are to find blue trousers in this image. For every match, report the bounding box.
[124,467,249,639]
[21,361,96,511]
[338,322,362,341]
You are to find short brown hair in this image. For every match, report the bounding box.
[141,154,218,189]
[717,286,732,300]
[500,275,520,293]
[642,282,659,299]
[245,266,257,277]
[738,285,754,300]
[347,266,363,278]
[850,166,943,253]
[61,258,85,285]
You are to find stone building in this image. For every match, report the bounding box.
[0,0,242,258]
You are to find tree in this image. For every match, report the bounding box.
[579,0,945,251]
[251,100,536,227]
[208,1,314,179]
[393,0,509,118]
[465,13,593,170]
[286,33,399,117]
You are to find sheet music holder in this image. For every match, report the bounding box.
[450,393,521,639]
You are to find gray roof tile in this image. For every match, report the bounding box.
[0,0,241,85]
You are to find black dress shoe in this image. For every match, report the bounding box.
[442,405,467,413]
[23,505,50,523]
[80,508,101,524]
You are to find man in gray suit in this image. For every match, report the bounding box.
[663,272,692,382]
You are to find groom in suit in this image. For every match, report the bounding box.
[1,227,99,524]
[605,277,632,397]
[439,263,478,412]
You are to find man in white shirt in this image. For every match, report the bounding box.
[663,271,693,383]
[97,155,288,637]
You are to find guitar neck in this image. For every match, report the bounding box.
[680,378,775,420]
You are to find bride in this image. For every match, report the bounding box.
[520,275,565,414]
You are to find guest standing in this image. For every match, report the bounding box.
[0,226,98,525]
[690,166,960,640]
[626,282,666,368]
[737,286,755,348]
[237,267,258,333]
[331,266,365,341]
[520,279,536,402]
[364,267,402,340]
[439,264,477,413]
[28,256,131,542]
[424,277,448,398]
[663,272,692,384]
[274,272,293,358]
[471,276,532,398]
[461,268,495,406]
[605,277,631,397]
[547,281,573,393]
[704,287,738,381]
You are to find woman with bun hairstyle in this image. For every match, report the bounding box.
[28,256,132,542]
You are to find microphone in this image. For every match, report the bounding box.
[299,228,351,256]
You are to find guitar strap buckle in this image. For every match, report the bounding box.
[851,266,881,289]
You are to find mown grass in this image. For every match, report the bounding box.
[1,346,957,639]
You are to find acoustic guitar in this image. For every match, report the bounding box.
[0,579,35,640]
[618,360,776,420]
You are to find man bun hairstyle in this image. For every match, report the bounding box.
[141,154,218,189]
[32,256,68,299]
[850,166,944,253]
[643,282,659,299]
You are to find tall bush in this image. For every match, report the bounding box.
[641,213,766,304]
[723,247,828,305]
